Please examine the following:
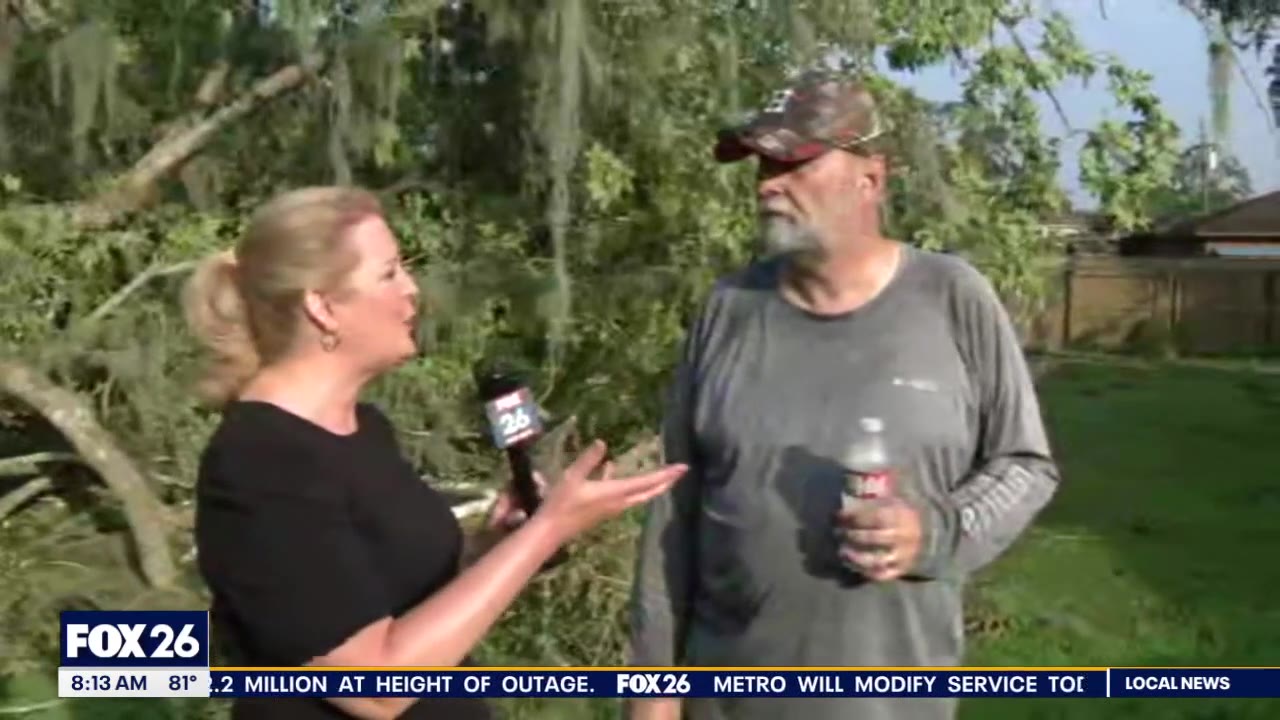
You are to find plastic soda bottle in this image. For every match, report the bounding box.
[842,417,894,502]
[839,417,895,572]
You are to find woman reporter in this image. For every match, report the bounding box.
[183,186,687,720]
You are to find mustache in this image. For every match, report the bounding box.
[759,209,796,223]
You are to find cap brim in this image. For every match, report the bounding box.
[713,127,757,163]
[712,125,832,164]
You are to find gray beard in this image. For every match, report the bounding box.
[759,214,823,257]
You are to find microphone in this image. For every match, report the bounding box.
[474,364,568,568]
[475,367,543,515]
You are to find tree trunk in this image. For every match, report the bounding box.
[71,52,328,230]
[0,359,176,588]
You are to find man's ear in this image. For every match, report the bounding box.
[859,154,888,197]
[301,289,339,335]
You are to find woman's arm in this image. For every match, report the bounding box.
[317,511,564,719]
[309,442,686,719]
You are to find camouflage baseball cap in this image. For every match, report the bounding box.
[713,71,886,164]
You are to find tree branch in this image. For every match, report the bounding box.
[78,260,197,328]
[0,359,176,588]
[194,60,230,108]
[0,698,64,716]
[0,475,51,519]
[71,52,329,229]
[1002,21,1073,133]
[453,489,500,523]
[0,450,77,476]
[9,0,53,32]
[375,173,443,201]
[1227,41,1276,132]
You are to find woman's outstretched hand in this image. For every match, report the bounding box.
[536,439,688,544]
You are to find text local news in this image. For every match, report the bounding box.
[58,611,1280,700]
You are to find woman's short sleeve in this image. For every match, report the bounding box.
[195,438,392,666]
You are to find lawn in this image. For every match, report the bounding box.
[959,359,1280,719]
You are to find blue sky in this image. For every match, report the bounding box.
[885,0,1279,209]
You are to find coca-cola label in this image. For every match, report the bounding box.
[847,470,893,499]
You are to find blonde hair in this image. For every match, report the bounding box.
[182,186,384,406]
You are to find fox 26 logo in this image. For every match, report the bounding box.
[60,610,210,668]
[615,673,692,696]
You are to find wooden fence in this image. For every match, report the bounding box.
[1023,255,1280,356]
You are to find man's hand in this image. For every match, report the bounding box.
[834,497,923,582]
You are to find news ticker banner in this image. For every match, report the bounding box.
[62,667,1280,700]
[59,610,1280,700]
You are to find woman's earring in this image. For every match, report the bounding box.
[320,331,340,352]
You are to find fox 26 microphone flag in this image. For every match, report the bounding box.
[58,611,1280,699]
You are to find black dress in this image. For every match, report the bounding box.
[194,400,493,720]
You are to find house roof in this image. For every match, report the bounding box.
[1163,189,1280,239]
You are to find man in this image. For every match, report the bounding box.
[626,71,1060,720]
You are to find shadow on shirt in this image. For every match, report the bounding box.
[773,445,874,590]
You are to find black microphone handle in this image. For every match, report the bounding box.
[505,444,542,516]
[502,442,568,570]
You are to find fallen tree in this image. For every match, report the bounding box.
[0,360,176,588]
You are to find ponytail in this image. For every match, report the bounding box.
[182,249,261,407]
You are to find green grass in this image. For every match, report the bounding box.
[959,360,1280,718]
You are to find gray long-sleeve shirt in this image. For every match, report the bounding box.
[628,244,1060,720]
